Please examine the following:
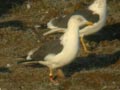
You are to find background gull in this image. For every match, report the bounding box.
[19,15,93,84]
[44,0,107,53]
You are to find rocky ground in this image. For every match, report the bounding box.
[0,0,120,90]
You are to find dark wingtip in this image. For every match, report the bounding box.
[17,59,39,65]
[17,60,34,64]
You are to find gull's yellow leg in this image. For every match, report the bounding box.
[80,21,93,53]
[49,68,54,81]
[80,35,90,53]
[49,68,59,85]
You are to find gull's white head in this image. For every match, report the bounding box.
[67,15,93,29]
[88,0,107,15]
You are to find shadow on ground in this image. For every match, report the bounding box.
[0,1,27,30]
[0,20,27,30]
[19,51,120,77]
[0,0,25,16]
[85,23,120,42]
[0,67,11,73]
[63,50,120,77]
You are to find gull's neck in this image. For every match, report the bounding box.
[67,21,80,31]
[88,0,107,17]
[61,24,80,53]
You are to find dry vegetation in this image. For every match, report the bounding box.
[0,0,120,90]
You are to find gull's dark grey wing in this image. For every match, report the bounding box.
[73,8,100,23]
[29,39,63,60]
[48,8,99,29]
[49,15,71,28]
[17,39,63,64]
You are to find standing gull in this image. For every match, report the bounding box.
[44,0,107,53]
[20,15,93,84]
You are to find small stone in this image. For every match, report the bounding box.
[6,64,11,68]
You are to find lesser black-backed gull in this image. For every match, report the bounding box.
[19,15,93,84]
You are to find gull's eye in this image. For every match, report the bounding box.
[77,18,83,21]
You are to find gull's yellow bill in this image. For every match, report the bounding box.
[86,21,94,26]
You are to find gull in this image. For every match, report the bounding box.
[19,15,93,84]
[43,0,107,53]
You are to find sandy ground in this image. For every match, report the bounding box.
[0,0,120,90]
